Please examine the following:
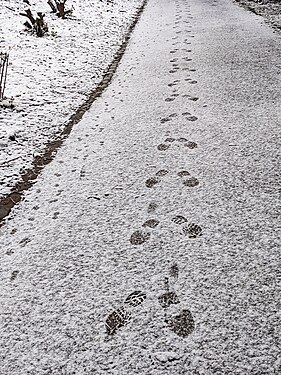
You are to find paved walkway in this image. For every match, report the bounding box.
[0,0,280,373]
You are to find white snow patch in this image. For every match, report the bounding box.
[0,0,144,194]
[153,351,183,362]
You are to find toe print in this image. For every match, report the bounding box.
[182,223,202,238]
[165,137,176,143]
[142,219,160,228]
[130,230,150,245]
[182,94,199,101]
[172,215,188,225]
[165,309,195,338]
[185,141,197,149]
[177,170,190,177]
[146,170,168,188]
[158,291,180,308]
[177,137,188,143]
[157,137,197,152]
[131,212,160,246]
[169,263,179,281]
[124,291,147,307]
[157,143,171,151]
[182,176,199,187]
[147,202,158,213]
[160,116,173,123]
[105,307,131,335]
[155,169,169,177]
[168,79,180,87]
[182,112,198,122]
[145,177,160,188]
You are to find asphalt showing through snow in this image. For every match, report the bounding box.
[0,0,280,373]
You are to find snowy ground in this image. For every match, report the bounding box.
[234,0,281,30]
[0,0,144,196]
[0,0,280,373]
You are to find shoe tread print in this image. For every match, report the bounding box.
[183,176,199,187]
[158,291,180,308]
[124,291,147,307]
[105,307,131,335]
[130,230,150,245]
[165,309,195,338]
[182,223,202,238]
[142,219,160,229]
[171,215,188,225]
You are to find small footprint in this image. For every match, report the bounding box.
[185,78,197,84]
[147,202,158,213]
[167,81,179,87]
[130,230,151,245]
[145,176,160,188]
[171,215,187,225]
[10,270,19,281]
[182,176,199,187]
[157,143,171,151]
[157,138,197,151]
[165,96,176,102]
[171,216,202,238]
[145,169,169,188]
[177,170,190,178]
[182,112,198,122]
[159,290,180,308]
[142,219,160,228]
[182,223,202,238]
[165,310,195,337]
[130,217,160,246]
[156,169,169,177]
[160,113,178,123]
[182,95,199,102]
[125,291,147,307]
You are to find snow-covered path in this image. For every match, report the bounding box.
[0,0,280,373]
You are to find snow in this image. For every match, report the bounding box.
[234,0,281,31]
[0,0,144,195]
[0,0,280,373]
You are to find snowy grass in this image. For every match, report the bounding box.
[0,0,144,195]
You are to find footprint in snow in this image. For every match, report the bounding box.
[145,169,199,189]
[105,291,147,335]
[105,265,195,339]
[158,264,195,338]
[130,218,160,246]
[171,215,202,238]
[145,169,169,188]
[182,112,198,121]
[157,137,197,151]
[160,112,178,123]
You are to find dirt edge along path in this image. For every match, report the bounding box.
[0,0,148,227]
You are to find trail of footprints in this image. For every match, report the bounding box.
[105,0,201,340]
[105,264,195,338]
